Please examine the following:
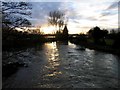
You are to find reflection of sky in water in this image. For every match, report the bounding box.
[2,42,120,88]
[44,42,62,77]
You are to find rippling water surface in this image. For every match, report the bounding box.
[3,42,120,88]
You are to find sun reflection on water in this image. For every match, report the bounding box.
[44,42,62,77]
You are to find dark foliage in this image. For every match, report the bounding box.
[113,32,120,49]
[2,2,32,40]
[55,25,68,41]
[88,26,108,45]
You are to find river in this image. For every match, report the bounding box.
[2,41,120,88]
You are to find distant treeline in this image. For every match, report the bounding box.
[70,26,120,55]
[2,27,46,50]
[2,25,69,50]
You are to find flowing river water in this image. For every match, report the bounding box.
[2,42,120,88]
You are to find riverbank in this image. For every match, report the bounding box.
[2,39,120,78]
[70,40,120,56]
[2,39,46,77]
[2,39,46,51]
[3,41,119,88]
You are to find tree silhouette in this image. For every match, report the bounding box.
[113,32,120,49]
[88,26,108,44]
[58,20,64,31]
[48,10,65,33]
[2,2,32,40]
[55,25,69,41]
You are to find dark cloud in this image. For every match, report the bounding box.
[119,1,120,6]
[29,2,79,26]
[100,2,118,17]
[106,2,118,10]
[30,2,63,25]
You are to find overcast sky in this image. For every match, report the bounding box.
[20,0,119,34]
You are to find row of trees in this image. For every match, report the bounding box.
[87,26,108,45]
[87,26,120,49]
[69,26,120,55]
[2,2,68,42]
[2,2,47,49]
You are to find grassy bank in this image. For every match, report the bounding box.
[70,39,120,56]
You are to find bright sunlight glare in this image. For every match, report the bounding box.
[41,26,56,34]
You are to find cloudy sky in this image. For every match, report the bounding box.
[26,0,119,34]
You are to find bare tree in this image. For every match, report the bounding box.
[48,10,65,33]
[58,20,64,31]
[2,2,32,40]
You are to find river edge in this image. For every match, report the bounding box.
[2,40,120,79]
[70,41,120,56]
[2,41,66,78]
[2,41,120,88]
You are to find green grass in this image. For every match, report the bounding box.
[87,38,114,46]
[87,38,94,43]
[105,39,114,46]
